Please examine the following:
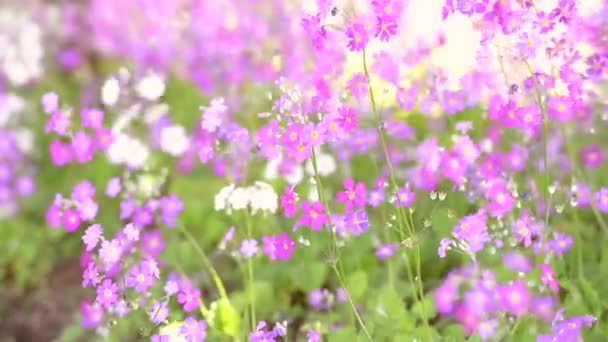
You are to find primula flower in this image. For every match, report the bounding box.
[81,301,103,329]
[539,263,559,293]
[81,108,104,129]
[394,186,415,208]
[307,329,322,342]
[502,252,531,273]
[375,17,398,41]
[280,186,298,218]
[62,209,82,232]
[99,239,122,266]
[580,144,604,169]
[179,317,207,342]
[345,22,368,51]
[297,201,328,231]
[41,92,59,114]
[337,106,358,133]
[336,179,366,212]
[499,281,529,316]
[345,211,369,236]
[149,301,169,325]
[177,284,201,313]
[83,224,103,251]
[547,232,573,255]
[262,233,295,261]
[435,284,458,315]
[240,239,259,258]
[346,73,368,99]
[126,264,154,293]
[375,243,397,260]
[96,279,119,308]
[594,187,608,212]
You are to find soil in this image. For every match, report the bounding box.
[0,259,89,342]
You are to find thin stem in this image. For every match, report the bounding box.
[244,212,257,329]
[362,49,431,340]
[310,148,373,341]
[179,223,228,299]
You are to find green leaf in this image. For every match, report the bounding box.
[292,262,327,292]
[442,324,465,341]
[412,296,437,320]
[378,285,406,319]
[203,298,241,337]
[329,327,357,341]
[346,270,368,301]
[578,278,602,316]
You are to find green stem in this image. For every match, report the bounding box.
[362,49,431,340]
[179,223,228,299]
[244,212,257,330]
[310,148,373,341]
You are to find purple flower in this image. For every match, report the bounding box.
[438,238,453,258]
[240,239,259,258]
[99,239,122,266]
[160,195,183,227]
[375,243,397,260]
[502,252,531,273]
[149,301,169,325]
[164,279,179,296]
[367,187,385,207]
[96,279,119,308]
[336,179,366,212]
[82,224,103,251]
[177,284,201,313]
[81,108,104,129]
[82,262,100,288]
[499,281,529,316]
[297,201,327,231]
[126,265,154,293]
[106,177,121,197]
[262,233,295,262]
[307,329,322,342]
[594,187,608,213]
[42,92,59,114]
[345,211,369,236]
[548,232,573,255]
[477,319,497,340]
[394,187,415,208]
[201,98,227,133]
[179,316,207,342]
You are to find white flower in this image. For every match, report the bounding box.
[227,187,250,211]
[160,125,189,157]
[249,182,278,214]
[304,152,336,176]
[107,134,149,169]
[136,72,165,101]
[0,9,43,86]
[215,184,235,211]
[102,77,120,106]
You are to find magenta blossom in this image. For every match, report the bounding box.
[297,201,328,231]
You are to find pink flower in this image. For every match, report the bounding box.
[394,187,415,208]
[263,233,295,261]
[345,22,368,51]
[337,106,358,133]
[297,201,328,231]
[280,186,298,218]
[580,144,604,169]
[336,179,366,212]
[540,264,559,293]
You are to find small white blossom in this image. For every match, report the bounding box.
[304,153,336,176]
[102,77,120,106]
[160,125,189,156]
[107,134,149,169]
[136,72,165,101]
